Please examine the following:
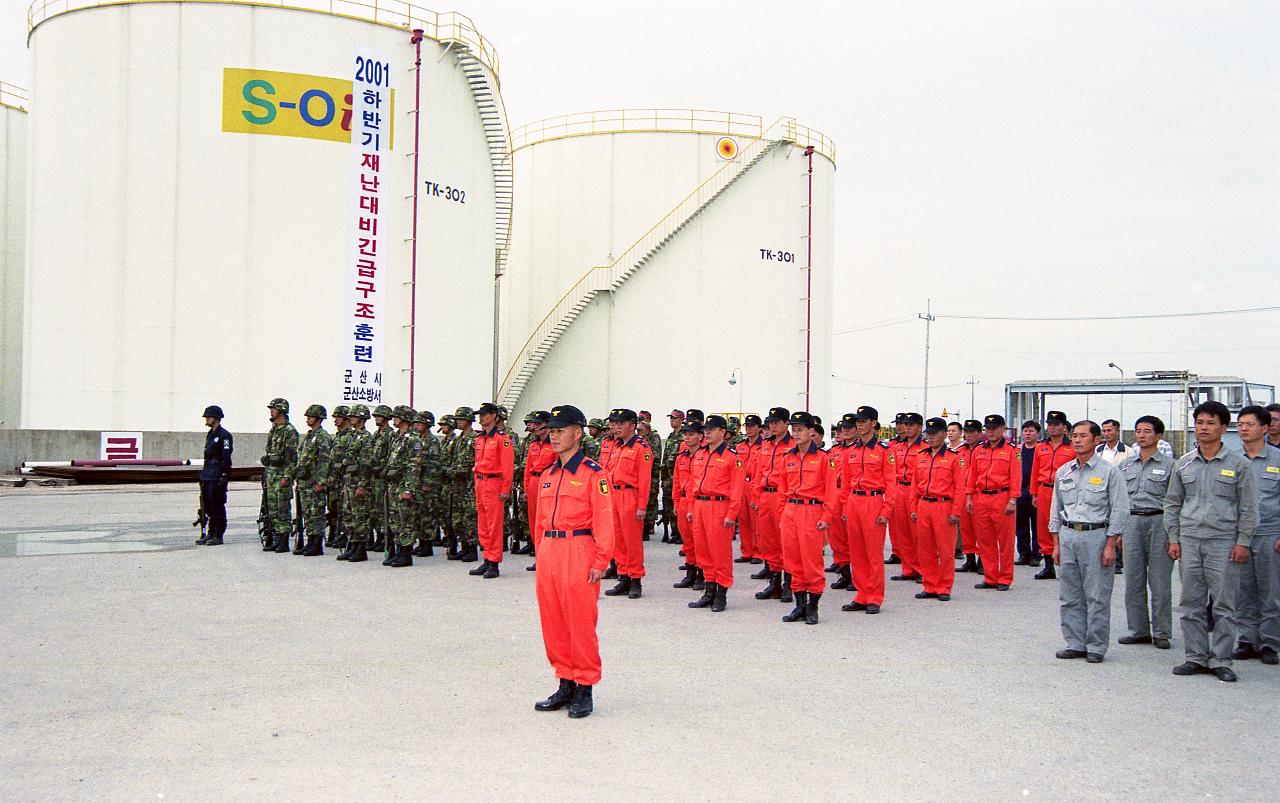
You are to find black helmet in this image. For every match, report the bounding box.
[202,405,224,419]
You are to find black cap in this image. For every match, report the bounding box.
[476,402,500,416]
[983,413,1007,429]
[902,412,924,425]
[685,408,705,423]
[547,404,587,428]
[963,419,983,432]
[894,412,908,424]
[839,413,857,429]
[531,410,551,424]
[202,405,224,419]
[704,414,728,430]
[764,406,790,424]
[1046,410,1069,425]
[853,405,879,422]
[924,417,947,433]
[681,421,704,434]
[744,414,762,427]
[608,408,638,424]
[789,411,816,428]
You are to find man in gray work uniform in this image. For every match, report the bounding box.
[1233,405,1280,666]
[1165,400,1258,683]
[1050,420,1130,664]
[1118,415,1176,650]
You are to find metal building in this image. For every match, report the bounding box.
[498,110,836,418]
[21,0,510,432]
[1,82,27,429]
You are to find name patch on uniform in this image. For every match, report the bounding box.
[1089,477,1102,485]
[1152,469,1166,475]
[1220,469,1236,477]
[1268,466,1280,474]
[599,479,610,495]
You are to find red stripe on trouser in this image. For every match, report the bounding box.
[535,535,602,686]
[1035,489,1054,557]
[888,485,918,575]
[611,488,644,579]
[974,493,1015,586]
[692,498,735,588]
[917,500,957,594]
[845,495,887,605]
[959,509,977,552]
[524,480,541,550]
[475,477,505,563]
[781,505,827,594]
[828,513,850,564]
[755,494,785,571]
[738,498,758,559]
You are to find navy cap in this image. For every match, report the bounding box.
[853,405,879,422]
[744,414,762,427]
[789,411,816,428]
[902,412,924,425]
[764,406,790,424]
[685,408,705,423]
[608,408,638,424]
[924,417,947,433]
[963,419,983,432]
[476,402,500,416]
[531,410,551,424]
[983,413,1007,429]
[681,421,704,434]
[894,412,908,424]
[704,414,728,430]
[839,413,857,428]
[1046,410,1069,425]
[547,404,588,428]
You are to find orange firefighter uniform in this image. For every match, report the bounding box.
[778,442,838,595]
[688,441,746,588]
[755,432,794,574]
[1030,433,1074,560]
[605,432,653,580]
[833,425,893,607]
[911,443,967,595]
[523,435,556,550]
[474,425,515,564]
[965,420,1020,588]
[889,433,928,578]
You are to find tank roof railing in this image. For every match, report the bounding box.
[26,0,500,81]
[1,81,30,111]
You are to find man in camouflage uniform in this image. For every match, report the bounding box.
[639,411,663,539]
[509,411,541,555]
[660,409,686,544]
[326,406,352,548]
[447,406,481,563]
[367,404,396,551]
[289,403,332,556]
[260,398,300,554]
[410,410,445,556]
[382,405,417,567]
[337,404,374,563]
[436,414,458,552]
[583,418,606,460]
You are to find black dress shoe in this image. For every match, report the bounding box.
[628,579,642,599]
[1118,635,1153,645]
[974,582,998,589]
[885,555,902,565]
[204,536,223,545]
[1232,643,1259,661]
[567,684,594,718]
[1172,661,1209,676]
[865,604,880,614]
[750,558,763,564]
[841,600,867,612]
[1260,649,1278,665]
[194,536,208,545]
[1212,666,1237,683]
[1027,555,1043,567]
[527,562,537,571]
[1085,653,1104,664]
[468,560,490,576]
[534,679,576,711]
[1153,637,1171,649]
[915,591,938,599]
[1056,649,1086,659]
[483,562,500,579]
[995,583,1010,591]
[936,594,951,601]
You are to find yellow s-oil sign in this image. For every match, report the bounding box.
[222,68,394,145]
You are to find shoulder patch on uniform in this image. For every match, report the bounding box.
[583,459,602,472]
[599,478,610,495]
[503,439,511,448]
[736,459,743,468]
[829,459,836,469]
[959,458,966,468]
[887,454,895,463]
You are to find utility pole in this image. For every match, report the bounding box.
[966,375,979,419]
[919,299,935,415]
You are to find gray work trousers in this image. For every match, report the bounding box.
[1177,535,1242,669]
[1059,529,1116,657]
[1123,515,1174,640]
[1235,533,1280,652]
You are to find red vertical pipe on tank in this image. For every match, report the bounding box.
[804,144,814,409]
[408,29,424,406]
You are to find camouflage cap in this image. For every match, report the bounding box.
[495,404,509,419]
[373,404,394,418]
[588,418,607,429]
[268,397,290,414]
[349,404,370,419]
[304,403,327,419]
[452,406,476,422]
[333,405,351,418]
[393,405,415,420]
[414,409,436,426]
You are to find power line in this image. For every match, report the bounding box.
[933,305,1280,322]
[832,316,915,335]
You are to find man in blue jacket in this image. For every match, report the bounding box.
[198,405,234,545]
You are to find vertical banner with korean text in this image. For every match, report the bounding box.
[343,50,392,403]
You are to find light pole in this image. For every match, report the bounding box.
[1108,362,1124,439]
[728,368,743,416]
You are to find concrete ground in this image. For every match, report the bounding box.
[1,482,1277,801]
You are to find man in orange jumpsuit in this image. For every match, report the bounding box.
[671,421,704,589]
[531,404,616,719]
[685,415,746,612]
[598,411,623,579]
[910,417,966,600]
[956,419,984,573]
[1030,410,1073,580]
[602,408,653,599]
[753,407,795,602]
[889,412,928,582]
[734,414,765,564]
[522,410,555,572]
[834,406,893,614]
[965,413,1020,591]
[826,416,855,591]
[471,402,514,579]
[778,411,838,625]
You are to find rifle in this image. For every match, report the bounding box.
[293,485,306,552]
[193,489,208,540]
[256,474,272,546]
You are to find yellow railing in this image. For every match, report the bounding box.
[1,82,30,111]
[510,107,836,163]
[26,0,500,80]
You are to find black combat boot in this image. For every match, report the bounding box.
[754,572,781,600]
[567,684,594,718]
[419,538,434,557]
[782,591,808,622]
[628,578,642,599]
[604,577,632,597]
[347,541,368,563]
[779,573,793,603]
[274,533,291,553]
[390,545,413,567]
[603,560,618,580]
[711,584,728,612]
[371,531,385,552]
[203,533,223,546]
[262,533,275,552]
[692,568,705,590]
[673,566,697,589]
[805,593,821,625]
[483,562,500,579]
[302,533,323,556]
[203,522,224,546]
[195,532,209,545]
[446,538,461,560]
[958,553,979,573]
[830,565,852,590]
[750,564,772,580]
[469,559,491,576]
[336,541,355,560]
[458,543,479,563]
[291,532,305,555]
[534,679,576,711]
[382,543,398,566]
[1034,560,1056,580]
[689,583,717,608]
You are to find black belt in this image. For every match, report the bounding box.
[760,486,778,493]
[980,488,1009,495]
[1040,482,1054,489]
[897,481,912,487]
[921,496,952,503]
[613,483,636,490]
[851,490,884,497]
[478,473,502,479]
[1131,510,1162,517]
[1064,522,1106,531]
[696,494,727,502]
[543,529,592,539]
[787,498,824,506]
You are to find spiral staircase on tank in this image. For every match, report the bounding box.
[496,118,818,410]
[450,42,512,279]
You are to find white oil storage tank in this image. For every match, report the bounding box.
[498,110,835,419]
[22,0,510,431]
[1,82,28,429]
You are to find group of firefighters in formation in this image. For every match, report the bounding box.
[206,394,1278,716]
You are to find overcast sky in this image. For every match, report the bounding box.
[4,0,1277,423]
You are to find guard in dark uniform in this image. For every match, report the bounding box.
[198,405,234,545]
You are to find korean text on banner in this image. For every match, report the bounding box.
[343,52,392,403]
